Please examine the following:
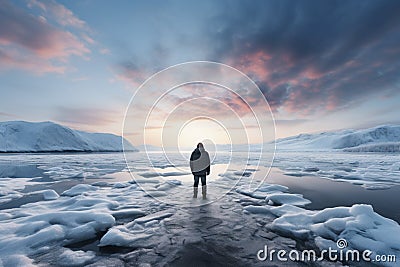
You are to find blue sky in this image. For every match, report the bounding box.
[1,0,400,144]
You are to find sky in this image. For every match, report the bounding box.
[1,0,400,146]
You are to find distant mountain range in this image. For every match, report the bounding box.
[140,125,400,153]
[0,121,138,152]
[1,121,398,153]
[275,125,400,152]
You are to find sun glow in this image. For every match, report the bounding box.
[177,118,231,150]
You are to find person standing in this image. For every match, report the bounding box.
[189,143,210,199]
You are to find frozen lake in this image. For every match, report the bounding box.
[0,151,399,266]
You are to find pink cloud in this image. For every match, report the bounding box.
[51,106,124,134]
[27,0,87,30]
[284,90,311,115]
[164,84,255,119]
[326,94,339,111]
[301,67,324,80]
[114,71,147,90]
[0,47,66,73]
[225,49,349,114]
[113,63,150,89]
[0,0,91,74]
[230,50,272,81]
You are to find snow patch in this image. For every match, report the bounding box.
[245,203,400,264]
[236,183,290,201]
[99,211,174,247]
[0,254,36,267]
[265,192,311,207]
[58,249,96,266]
[0,211,115,264]
[99,226,152,247]
[62,184,98,196]
[43,189,59,200]
[133,211,174,224]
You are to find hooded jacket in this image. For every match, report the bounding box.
[189,147,210,176]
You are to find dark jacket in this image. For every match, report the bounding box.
[190,147,210,176]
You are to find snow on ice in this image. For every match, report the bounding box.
[0,145,399,265]
[244,201,400,265]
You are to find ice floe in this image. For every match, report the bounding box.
[244,200,400,265]
[99,211,174,248]
[265,192,311,206]
[0,178,36,204]
[0,210,115,264]
[61,184,98,196]
[0,151,399,266]
[274,151,400,189]
[236,183,310,207]
[58,249,96,266]
[42,190,59,200]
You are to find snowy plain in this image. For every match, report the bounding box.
[0,151,399,266]
[273,151,400,190]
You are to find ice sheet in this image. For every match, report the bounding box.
[0,151,399,265]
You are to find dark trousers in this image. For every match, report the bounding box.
[193,175,206,187]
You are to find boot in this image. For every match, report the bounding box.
[193,186,198,198]
[202,185,207,200]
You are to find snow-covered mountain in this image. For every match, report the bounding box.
[0,121,138,152]
[275,125,400,152]
[134,125,400,153]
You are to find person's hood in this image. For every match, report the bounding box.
[193,147,206,154]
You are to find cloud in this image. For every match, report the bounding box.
[27,0,88,30]
[52,107,118,129]
[207,0,400,114]
[99,48,111,55]
[113,61,151,89]
[0,0,91,74]
[0,47,66,73]
[113,0,400,116]
[113,44,171,89]
[275,119,308,126]
[0,111,17,118]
